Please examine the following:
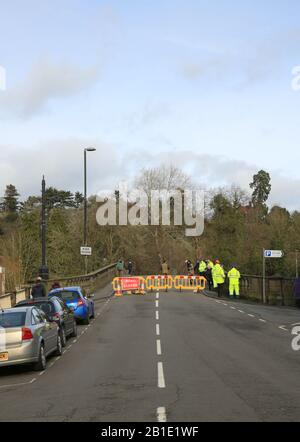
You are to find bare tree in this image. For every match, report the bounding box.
[135,164,192,195]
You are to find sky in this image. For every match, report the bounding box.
[0,0,300,209]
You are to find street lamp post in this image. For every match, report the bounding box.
[40,175,49,280]
[83,147,96,274]
[296,250,299,279]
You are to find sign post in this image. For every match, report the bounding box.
[262,249,284,304]
[80,246,92,256]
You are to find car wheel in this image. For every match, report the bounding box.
[60,327,67,347]
[33,344,46,371]
[55,334,63,356]
[70,320,77,337]
[90,306,95,319]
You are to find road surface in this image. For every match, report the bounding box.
[1,286,300,422]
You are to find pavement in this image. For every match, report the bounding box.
[1,286,300,422]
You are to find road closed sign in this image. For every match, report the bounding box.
[120,278,140,291]
[264,250,284,258]
[80,246,92,256]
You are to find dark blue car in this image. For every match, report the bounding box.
[49,287,95,324]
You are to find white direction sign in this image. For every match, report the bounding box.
[80,246,92,256]
[264,250,284,258]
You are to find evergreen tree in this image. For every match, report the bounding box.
[1,184,20,222]
[250,170,271,207]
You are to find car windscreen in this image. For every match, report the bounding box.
[53,291,81,301]
[32,302,55,315]
[0,312,26,328]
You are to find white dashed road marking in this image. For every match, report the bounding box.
[157,406,167,422]
[158,362,166,388]
[156,339,162,356]
[0,377,36,390]
[156,311,159,320]
[211,295,292,340]
[156,324,160,336]
[0,295,112,391]
[279,325,288,332]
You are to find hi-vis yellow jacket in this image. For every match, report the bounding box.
[212,264,225,284]
[198,261,207,272]
[227,268,241,281]
[207,260,214,269]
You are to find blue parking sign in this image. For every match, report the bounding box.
[264,250,283,258]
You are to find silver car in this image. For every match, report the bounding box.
[0,306,62,371]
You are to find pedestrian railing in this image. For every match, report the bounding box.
[45,263,117,294]
[1,263,117,308]
[239,274,295,306]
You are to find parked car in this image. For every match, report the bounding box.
[49,287,95,325]
[0,306,62,371]
[15,296,77,347]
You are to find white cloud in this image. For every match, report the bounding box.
[0,65,6,91]
[126,149,300,211]
[0,138,123,199]
[180,29,300,88]
[182,56,229,81]
[127,102,172,132]
[0,58,100,118]
[0,142,299,211]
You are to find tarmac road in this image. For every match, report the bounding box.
[1,286,300,422]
